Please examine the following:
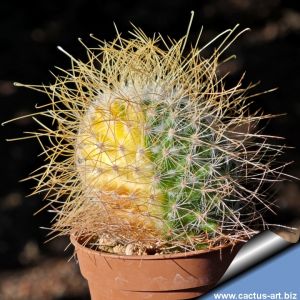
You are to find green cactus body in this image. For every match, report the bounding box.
[143,98,225,238]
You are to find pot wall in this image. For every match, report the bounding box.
[71,236,241,300]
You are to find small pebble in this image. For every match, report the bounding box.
[125,244,134,255]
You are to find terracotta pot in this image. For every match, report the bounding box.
[71,235,241,300]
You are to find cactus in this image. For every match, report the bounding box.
[5,18,289,253]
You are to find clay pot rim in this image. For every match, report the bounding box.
[71,233,244,260]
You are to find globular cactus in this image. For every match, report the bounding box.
[6,18,288,253]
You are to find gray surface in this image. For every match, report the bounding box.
[218,231,291,284]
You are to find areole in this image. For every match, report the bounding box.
[71,235,242,300]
